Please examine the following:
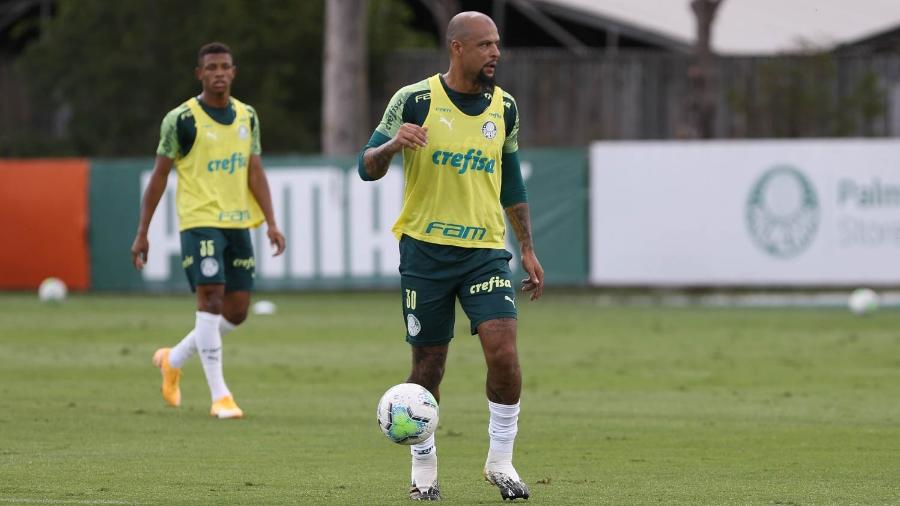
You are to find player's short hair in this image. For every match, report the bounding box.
[197,42,233,65]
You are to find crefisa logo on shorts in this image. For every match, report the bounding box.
[407,314,421,337]
[469,276,512,294]
[746,165,820,259]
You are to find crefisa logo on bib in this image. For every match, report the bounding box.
[746,165,819,259]
[481,121,497,140]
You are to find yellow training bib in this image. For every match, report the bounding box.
[174,97,263,231]
[391,74,507,248]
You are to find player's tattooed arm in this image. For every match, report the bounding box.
[505,203,534,253]
[505,203,544,301]
[362,142,399,180]
[362,123,428,180]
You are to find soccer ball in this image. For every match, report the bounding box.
[252,300,277,315]
[848,288,878,316]
[376,383,439,445]
[38,277,67,303]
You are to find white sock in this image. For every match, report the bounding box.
[193,311,231,401]
[488,400,519,454]
[219,317,237,336]
[410,434,437,490]
[169,317,238,368]
[486,400,521,480]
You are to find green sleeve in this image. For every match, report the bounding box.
[359,79,430,181]
[502,92,519,154]
[373,79,430,138]
[499,92,526,205]
[155,108,182,159]
[500,151,528,207]
[247,105,262,155]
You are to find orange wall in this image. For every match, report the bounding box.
[0,159,90,290]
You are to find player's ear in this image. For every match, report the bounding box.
[195,66,203,81]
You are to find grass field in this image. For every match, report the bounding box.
[1,291,899,505]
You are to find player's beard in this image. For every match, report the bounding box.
[476,67,496,92]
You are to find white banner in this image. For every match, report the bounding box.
[590,139,900,286]
[140,166,404,284]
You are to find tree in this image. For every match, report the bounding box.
[14,0,325,156]
[322,0,369,156]
[417,0,461,44]
[8,0,433,157]
[684,0,723,139]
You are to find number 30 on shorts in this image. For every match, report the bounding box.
[405,289,417,310]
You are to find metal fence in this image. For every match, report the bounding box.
[377,49,900,145]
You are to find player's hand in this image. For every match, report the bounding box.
[391,123,428,151]
[267,226,286,257]
[131,234,149,271]
[520,250,544,301]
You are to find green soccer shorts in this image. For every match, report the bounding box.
[180,227,255,292]
[399,235,518,346]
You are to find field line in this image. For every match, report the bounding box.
[0,499,139,505]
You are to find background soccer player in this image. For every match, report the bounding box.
[359,11,543,501]
[131,42,286,419]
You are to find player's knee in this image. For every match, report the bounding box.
[197,290,224,314]
[486,345,520,373]
[413,366,444,390]
[408,342,449,394]
[409,361,445,392]
[225,309,248,325]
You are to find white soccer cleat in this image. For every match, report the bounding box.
[484,451,530,501]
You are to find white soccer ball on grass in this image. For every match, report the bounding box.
[252,300,277,315]
[38,277,67,303]
[848,288,878,316]
[376,383,439,445]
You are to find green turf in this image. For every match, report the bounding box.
[1,292,899,505]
